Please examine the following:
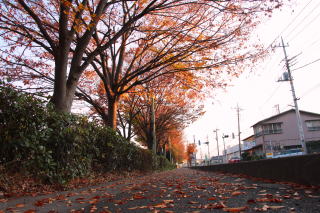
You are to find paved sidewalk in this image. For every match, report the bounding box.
[1,168,320,212]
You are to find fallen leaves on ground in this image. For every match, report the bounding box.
[256,198,283,203]
[128,205,148,210]
[163,200,174,204]
[1,168,319,212]
[34,197,55,207]
[0,170,148,198]
[133,194,146,199]
[24,210,36,213]
[223,206,248,212]
[207,197,217,200]
[153,203,167,208]
[15,203,25,208]
[254,204,286,211]
[231,191,242,196]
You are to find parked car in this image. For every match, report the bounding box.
[272,149,304,158]
[228,156,240,163]
[210,156,223,164]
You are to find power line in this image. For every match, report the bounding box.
[280,0,315,38]
[292,57,320,71]
[259,84,282,108]
[284,0,320,40]
[287,10,320,42]
[300,38,320,53]
[300,83,320,99]
[266,0,315,47]
[256,0,317,84]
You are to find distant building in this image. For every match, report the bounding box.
[226,144,243,159]
[245,109,320,157]
[242,135,259,155]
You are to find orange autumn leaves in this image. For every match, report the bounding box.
[186,143,197,163]
[117,77,203,158]
[0,0,285,118]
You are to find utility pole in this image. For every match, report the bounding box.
[151,97,157,154]
[193,135,196,164]
[198,140,203,160]
[276,37,307,154]
[206,135,210,158]
[222,134,229,163]
[204,135,210,162]
[235,104,242,158]
[213,129,220,157]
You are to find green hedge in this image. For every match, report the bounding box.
[0,84,174,184]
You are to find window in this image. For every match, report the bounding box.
[305,120,320,131]
[262,123,282,135]
[254,126,263,136]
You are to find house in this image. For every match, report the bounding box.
[226,143,243,160]
[247,109,320,157]
[242,135,260,155]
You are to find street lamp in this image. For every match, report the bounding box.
[222,134,229,163]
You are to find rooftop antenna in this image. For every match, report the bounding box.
[274,104,280,114]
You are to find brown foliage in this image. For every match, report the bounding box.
[119,75,203,152]
[0,0,285,116]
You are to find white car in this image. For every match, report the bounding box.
[273,149,304,158]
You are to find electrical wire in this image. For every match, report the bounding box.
[265,0,315,48]
[291,57,320,71]
[284,0,320,40]
[299,38,320,53]
[287,10,320,42]
[278,0,315,39]
[300,83,320,99]
[259,84,283,109]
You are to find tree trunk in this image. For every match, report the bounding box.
[49,59,80,113]
[49,7,73,113]
[146,130,153,150]
[49,52,69,112]
[107,96,120,130]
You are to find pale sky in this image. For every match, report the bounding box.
[184,0,320,159]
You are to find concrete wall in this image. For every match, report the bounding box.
[193,153,320,186]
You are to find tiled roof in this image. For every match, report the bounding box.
[252,109,320,127]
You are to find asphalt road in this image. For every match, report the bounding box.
[1,168,320,212]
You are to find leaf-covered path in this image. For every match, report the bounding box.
[1,168,320,212]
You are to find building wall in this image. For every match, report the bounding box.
[254,111,320,151]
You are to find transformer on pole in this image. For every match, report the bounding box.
[276,37,308,154]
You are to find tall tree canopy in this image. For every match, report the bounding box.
[118,75,204,151]
[0,0,284,117]
[74,0,284,129]
[0,0,210,112]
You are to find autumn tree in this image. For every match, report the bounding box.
[1,0,219,113]
[186,143,197,166]
[165,129,186,164]
[0,0,285,125]
[116,75,204,151]
[117,91,143,141]
[74,0,285,129]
